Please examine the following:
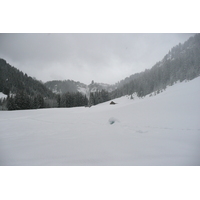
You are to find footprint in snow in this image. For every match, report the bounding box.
[136,130,148,134]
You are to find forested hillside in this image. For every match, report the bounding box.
[111,33,200,98]
[0,59,89,110]
[0,59,58,110]
[45,80,87,94]
[0,59,53,97]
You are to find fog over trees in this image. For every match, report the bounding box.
[111,33,200,98]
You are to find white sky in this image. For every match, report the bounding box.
[0,1,199,85]
[0,33,195,85]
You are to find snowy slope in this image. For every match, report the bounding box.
[0,92,7,99]
[0,77,200,165]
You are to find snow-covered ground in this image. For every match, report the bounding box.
[0,77,200,165]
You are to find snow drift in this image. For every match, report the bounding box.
[0,77,200,165]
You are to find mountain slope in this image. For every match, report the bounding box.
[44,80,88,94]
[0,58,58,110]
[111,33,200,98]
[0,58,54,98]
[1,77,199,165]
[44,79,116,96]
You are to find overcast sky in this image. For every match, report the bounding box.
[0,33,195,85]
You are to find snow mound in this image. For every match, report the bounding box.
[108,117,119,125]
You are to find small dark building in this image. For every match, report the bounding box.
[110,101,116,105]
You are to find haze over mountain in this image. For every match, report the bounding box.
[44,33,200,98]
[44,79,116,96]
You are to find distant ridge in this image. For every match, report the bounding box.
[44,79,116,97]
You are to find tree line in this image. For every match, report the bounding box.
[57,92,88,108]
[89,89,110,106]
[4,91,89,110]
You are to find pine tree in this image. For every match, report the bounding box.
[57,94,61,108]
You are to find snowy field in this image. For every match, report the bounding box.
[0,77,200,165]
